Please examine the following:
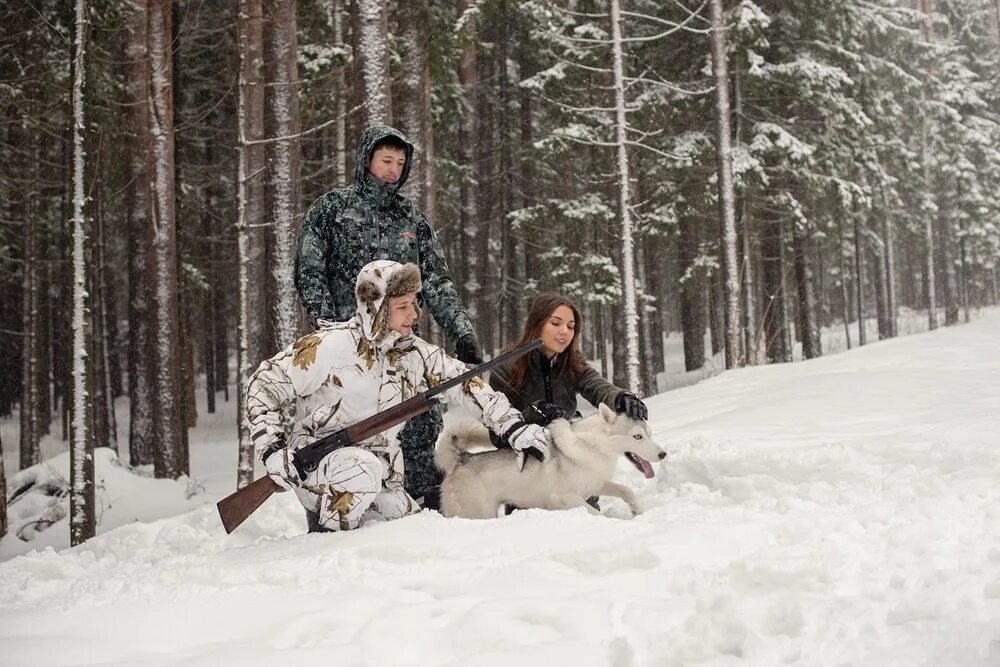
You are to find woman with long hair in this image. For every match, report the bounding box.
[489,293,648,436]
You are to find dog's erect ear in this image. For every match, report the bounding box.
[598,402,617,424]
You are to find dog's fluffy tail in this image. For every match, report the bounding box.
[434,422,492,475]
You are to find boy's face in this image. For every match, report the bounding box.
[387,293,419,336]
[368,146,406,185]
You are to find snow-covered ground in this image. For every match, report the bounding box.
[2,310,1000,666]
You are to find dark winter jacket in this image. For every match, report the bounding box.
[294,125,474,342]
[489,349,625,421]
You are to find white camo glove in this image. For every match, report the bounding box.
[262,445,296,491]
[505,422,551,470]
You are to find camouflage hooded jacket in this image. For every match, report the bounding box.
[247,261,527,496]
[294,125,474,342]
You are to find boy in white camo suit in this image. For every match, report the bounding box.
[246,260,550,532]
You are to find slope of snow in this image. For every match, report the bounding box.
[1,311,999,666]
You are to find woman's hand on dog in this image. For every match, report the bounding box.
[615,392,648,421]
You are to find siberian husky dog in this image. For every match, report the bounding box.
[435,403,666,519]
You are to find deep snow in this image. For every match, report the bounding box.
[1,310,999,666]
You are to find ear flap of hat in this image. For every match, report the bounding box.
[356,276,383,305]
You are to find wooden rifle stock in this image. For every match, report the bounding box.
[216,338,542,533]
[217,475,284,534]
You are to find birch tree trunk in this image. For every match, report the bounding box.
[331,0,348,185]
[147,0,185,479]
[236,0,268,489]
[357,0,391,125]
[266,0,302,349]
[709,0,742,369]
[124,0,155,466]
[70,0,95,545]
[609,0,640,393]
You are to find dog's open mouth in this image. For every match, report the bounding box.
[625,452,655,479]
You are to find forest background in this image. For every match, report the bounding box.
[1,0,998,544]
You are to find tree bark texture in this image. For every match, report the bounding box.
[147,0,185,479]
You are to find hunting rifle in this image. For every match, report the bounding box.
[217,338,543,533]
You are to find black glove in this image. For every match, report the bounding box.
[615,392,648,421]
[454,334,484,365]
[525,400,567,426]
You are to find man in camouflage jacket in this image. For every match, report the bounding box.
[294,125,482,509]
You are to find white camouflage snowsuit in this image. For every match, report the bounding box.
[246,260,529,531]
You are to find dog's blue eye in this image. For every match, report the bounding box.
[632,434,642,440]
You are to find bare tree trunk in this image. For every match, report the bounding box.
[637,239,657,394]
[709,0,742,369]
[838,218,853,349]
[497,0,518,345]
[609,0,640,392]
[761,215,789,363]
[879,184,898,337]
[148,0,185,479]
[70,0,95,545]
[21,168,40,469]
[873,226,890,340]
[236,0,268,489]
[90,169,111,450]
[332,0,348,185]
[793,223,821,358]
[356,0,391,125]
[920,0,938,330]
[124,0,155,466]
[734,53,758,365]
[399,1,428,208]
[457,0,479,334]
[0,429,6,538]
[266,0,302,349]
[853,208,867,346]
[938,196,960,326]
[959,193,970,323]
[678,205,708,371]
[419,29,435,225]
[709,271,724,357]
[518,26,538,310]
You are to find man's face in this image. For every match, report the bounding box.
[368,146,406,185]
[386,293,419,336]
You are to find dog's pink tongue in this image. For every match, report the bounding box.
[638,457,654,479]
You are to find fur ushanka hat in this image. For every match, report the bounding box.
[354,260,422,341]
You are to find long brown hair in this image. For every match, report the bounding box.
[501,294,590,391]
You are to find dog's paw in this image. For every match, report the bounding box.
[629,503,644,516]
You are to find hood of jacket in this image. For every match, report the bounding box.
[354,125,414,200]
[354,259,422,344]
